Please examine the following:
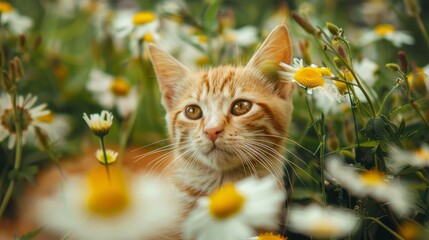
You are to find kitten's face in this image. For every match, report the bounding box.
[149,25,294,172]
[166,66,292,170]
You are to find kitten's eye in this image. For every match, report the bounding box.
[231,99,252,116]
[185,105,203,120]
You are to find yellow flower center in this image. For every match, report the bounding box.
[416,148,429,162]
[318,67,333,77]
[36,112,55,123]
[197,35,208,43]
[407,67,427,94]
[143,32,155,42]
[110,77,131,96]
[195,56,209,67]
[258,232,288,240]
[133,11,156,25]
[360,170,386,186]
[309,222,338,238]
[294,67,325,88]
[0,2,13,13]
[336,70,354,94]
[86,165,130,216]
[399,221,420,240]
[209,183,245,219]
[96,149,118,165]
[374,24,395,36]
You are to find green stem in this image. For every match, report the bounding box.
[363,217,404,240]
[401,73,429,129]
[304,94,327,205]
[346,90,360,165]
[317,34,377,117]
[414,13,429,49]
[0,94,23,218]
[99,136,110,181]
[377,83,401,115]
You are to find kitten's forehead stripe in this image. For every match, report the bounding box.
[219,70,235,92]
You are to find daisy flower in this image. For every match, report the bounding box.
[87,69,138,118]
[326,157,412,216]
[37,165,181,240]
[407,64,429,96]
[359,24,414,47]
[82,110,113,137]
[111,9,161,57]
[222,25,259,47]
[183,176,285,240]
[387,144,429,173]
[40,0,77,18]
[29,112,70,146]
[0,1,33,34]
[96,148,118,165]
[0,94,51,149]
[287,204,360,239]
[353,58,379,87]
[279,58,343,102]
[248,232,288,240]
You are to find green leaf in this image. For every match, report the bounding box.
[203,0,223,33]
[18,226,45,240]
[18,166,39,184]
[363,117,389,141]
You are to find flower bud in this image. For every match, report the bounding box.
[299,40,312,65]
[385,63,401,72]
[404,0,420,17]
[328,125,340,151]
[13,57,24,80]
[344,119,355,145]
[398,51,408,74]
[18,34,26,52]
[291,11,316,35]
[33,35,43,50]
[1,71,16,93]
[334,57,344,68]
[326,22,340,36]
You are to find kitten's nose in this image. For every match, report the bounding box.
[204,127,224,142]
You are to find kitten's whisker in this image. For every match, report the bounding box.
[244,139,317,184]
[242,133,315,157]
[240,142,285,190]
[248,138,308,167]
[131,138,177,152]
[133,139,194,162]
[231,147,256,177]
[243,140,301,187]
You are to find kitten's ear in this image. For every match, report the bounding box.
[246,25,294,99]
[148,44,190,110]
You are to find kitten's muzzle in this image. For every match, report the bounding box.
[204,127,224,143]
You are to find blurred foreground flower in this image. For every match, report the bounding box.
[326,157,412,216]
[37,165,181,240]
[0,94,51,149]
[0,1,33,34]
[87,69,138,118]
[387,144,429,173]
[279,58,343,102]
[248,232,287,240]
[359,24,414,47]
[287,204,360,239]
[96,148,118,165]
[184,176,285,240]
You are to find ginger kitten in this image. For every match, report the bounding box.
[148,24,294,202]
